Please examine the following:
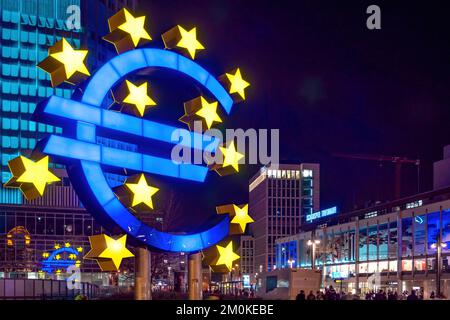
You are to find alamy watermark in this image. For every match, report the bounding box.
[66,5,81,30]
[171,121,280,169]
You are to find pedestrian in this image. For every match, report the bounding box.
[307,290,316,300]
[430,291,435,299]
[407,289,419,301]
[315,291,322,300]
[328,285,337,300]
[296,290,306,300]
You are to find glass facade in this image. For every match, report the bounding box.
[276,207,450,285]
[0,0,81,204]
[0,206,103,273]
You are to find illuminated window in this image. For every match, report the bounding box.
[388,261,398,272]
[302,169,313,178]
[401,217,413,257]
[378,261,388,272]
[402,259,412,271]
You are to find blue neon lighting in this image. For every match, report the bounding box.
[81,48,234,114]
[42,135,208,182]
[306,206,338,223]
[33,47,233,252]
[41,247,79,273]
[38,95,218,152]
[415,216,424,224]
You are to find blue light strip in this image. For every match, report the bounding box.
[77,160,230,252]
[41,247,79,272]
[38,95,219,152]
[81,49,234,114]
[42,135,209,182]
[306,206,338,223]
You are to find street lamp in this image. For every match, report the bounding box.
[307,239,321,270]
[287,258,295,269]
[431,235,447,298]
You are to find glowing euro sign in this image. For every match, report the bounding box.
[41,247,79,273]
[34,49,233,252]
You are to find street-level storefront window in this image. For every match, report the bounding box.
[348,263,356,276]
[402,259,412,271]
[414,259,426,271]
[388,261,398,272]
[427,257,436,270]
[402,217,413,257]
[359,263,368,274]
[379,261,389,273]
[367,261,378,273]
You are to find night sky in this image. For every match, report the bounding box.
[134,0,450,221]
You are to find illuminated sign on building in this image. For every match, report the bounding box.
[331,270,349,279]
[306,206,338,223]
[243,275,250,288]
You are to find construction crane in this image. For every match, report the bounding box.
[332,152,420,199]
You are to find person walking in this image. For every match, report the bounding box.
[407,290,419,301]
[296,290,306,300]
[307,290,316,300]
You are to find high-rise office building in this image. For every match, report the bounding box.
[238,235,255,283]
[249,164,320,272]
[0,0,139,280]
[0,0,137,204]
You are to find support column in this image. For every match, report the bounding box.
[135,247,152,300]
[188,252,203,300]
[355,218,360,294]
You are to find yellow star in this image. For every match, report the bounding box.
[195,97,222,129]
[215,241,240,271]
[219,141,244,172]
[4,156,60,200]
[122,81,156,117]
[125,174,159,209]
[84,234,134,271]
[231,204,254,233]
[76,247,83,253]
[50,38,89,79]
[54,244,61,250]
[226,68,250,100]
[42,252,49,258]
[64,242,71,248]
[55,254,61,260]
[176,26,205,59]
[117,9,151,46]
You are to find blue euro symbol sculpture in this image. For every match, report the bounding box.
[34,49,235,252]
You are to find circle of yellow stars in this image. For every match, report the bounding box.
[14,8,254,273]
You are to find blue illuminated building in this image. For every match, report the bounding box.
[0,0,139,284]
[0,0,137,204]
[275,187,450,297]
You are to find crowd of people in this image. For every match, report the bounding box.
[296,286,444,300]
